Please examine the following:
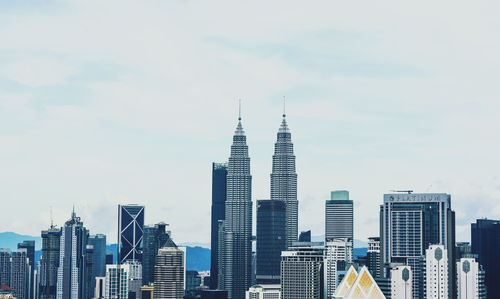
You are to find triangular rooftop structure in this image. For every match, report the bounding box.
[334,266,358,298]
[334,266,386,299]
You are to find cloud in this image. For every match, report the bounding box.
[0,0,499,244]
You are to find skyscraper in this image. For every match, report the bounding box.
[142,222,177,286]
[367,237,381,278]
[104,265,129,299]
[39,227,60,299]
[325,191,353,242]
[210,162,228,289]
[457,257,486,299]
[10,249,29,299]
[380,193,456,299]
[256,200,286,284]
[154,247,185,299]
[425,245,448,299]
[270,110,297,249]
[324,238,353,299]
[391,266,412,299]
[17,241,34,299]
[222,111,252,299]
[118,205,144,264]
[471,218,500,298]
[281,245,324,299]
[88,234,106,298]
[56,209,91,299]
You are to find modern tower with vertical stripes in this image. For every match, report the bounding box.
[270,108,298,249]
[222,107,252,299]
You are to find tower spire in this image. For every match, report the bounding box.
[238,98,242,121]
[50,206,54,228]
[283,96,286,118]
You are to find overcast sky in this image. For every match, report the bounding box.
[1,0,500,245]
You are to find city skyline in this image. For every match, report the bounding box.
[2,0,500,247]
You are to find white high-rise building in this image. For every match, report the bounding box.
[457,258,486,299]
[281,246,323,299]
[426,245,448,299]
[324,239,353,299]
[270,110,298,249]
[391,266,412,299]
[246,284,281,299]
[104,265,129,299]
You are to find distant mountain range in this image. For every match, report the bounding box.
[1,232,367,271]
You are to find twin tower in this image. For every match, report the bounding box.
[210,110,298,299]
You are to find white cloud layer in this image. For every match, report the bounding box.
[1,0,500,244]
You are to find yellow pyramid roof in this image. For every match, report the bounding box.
[334,266,386,299]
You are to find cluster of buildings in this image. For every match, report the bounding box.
[1,110,500,299]
[0,206,196,299]
[207,111,500,299]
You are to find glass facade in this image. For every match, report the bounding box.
[210,162,227,289]
[118,205,144,264]
[88,234,106,297]
[256,200,286,284]
[471,219,500,298]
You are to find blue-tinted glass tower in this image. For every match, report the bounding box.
[472,219,500,298]
[118,205,145,263]
[210,162,227,289]
[256,199,286,284]
[88,234,106,296]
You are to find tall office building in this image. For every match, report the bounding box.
[88,234,106,298]
[104,264,129,299]
[471,219,500,298]
[142,222,177,286]
[154,247,185,299]
[122,260,142,299]
[325,191,353,242]
[10,249,29,299]
[0,249,10,288]
[17,241,34,299]
[270,111,298,249]
[118,205,144,264]
[56,209,91,299]
[39,227,60,299]
[222,113,252,299]
[367,237,381,278]
[391,266,412,299]
[281,245,324,299]
[324,238,353,299]
[425,245,448,299]
[256,200,286,284]
[210,162,228,289]
[380,193,456,299]
[457,258,486,299]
